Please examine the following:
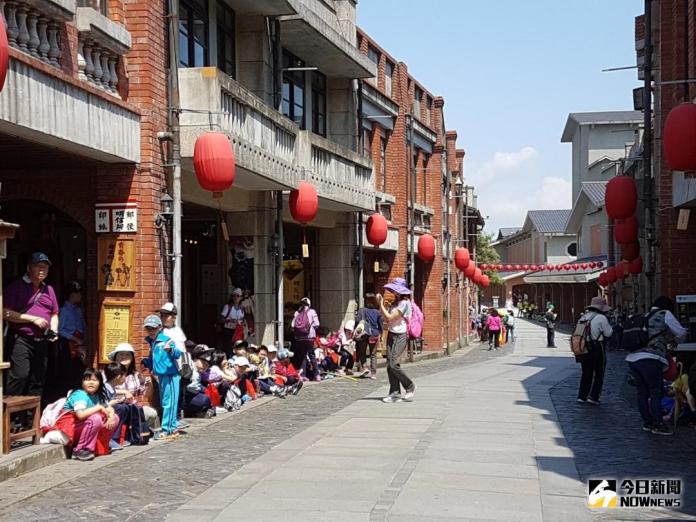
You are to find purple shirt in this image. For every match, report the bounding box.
[4,276,59,337]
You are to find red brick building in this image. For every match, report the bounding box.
[357,29,483,350]
[0,0,167,364]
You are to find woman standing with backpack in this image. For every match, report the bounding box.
[575,297,613,405]
[626,296,687,435]
[354,293,384,379]
[377,278,416,403]
[291,297,320,381]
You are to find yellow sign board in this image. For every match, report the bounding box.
[98,236,136,292]
[99,300,133,363]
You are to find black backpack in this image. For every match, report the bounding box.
[126,404,151,445]
[621,310,667,352]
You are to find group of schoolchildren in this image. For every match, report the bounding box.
[39,306,310,461]
[39,294,401,461]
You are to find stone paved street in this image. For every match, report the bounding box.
[2,320,694,521]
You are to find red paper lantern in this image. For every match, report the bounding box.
[580,263,588,270]
[605,176,638,220]
[480,274,490,288]
[289,181,319,223]
[598,272,609,287]
[596,261,604,269]
[614,216,639,244]
[473,267,483,284]
[0,16,8,92]
[504,264,512,271]
[480,263,489,270]
[606,266,617,283]
[588,262,596,269]
[563,265,571,271]
[628,256,643,274]
[571,264,579,270]
[366,213,388,247]
[664,102,696,171]
[621,242,640,261]
[617,260,630,280]
[455,248,471,271]
[193,132,236,194]
[463,262,476,278]
[417,234,436,262]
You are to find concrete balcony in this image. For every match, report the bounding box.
[179,67,375,212]
[299,130,374,211]
[280,0,375,79]
[0,49,140,163]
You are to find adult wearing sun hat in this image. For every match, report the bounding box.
[576,297,613,406]
[376,278,416,403]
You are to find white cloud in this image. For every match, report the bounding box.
[469,146,539,182]
[466,147,572,234]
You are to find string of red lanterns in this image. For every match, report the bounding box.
[469,262,604,272]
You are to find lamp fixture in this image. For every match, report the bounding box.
[155,193,174,228]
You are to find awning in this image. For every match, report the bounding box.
[523,270,601,284]
[279,6,376,78]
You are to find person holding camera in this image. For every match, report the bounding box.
[4,252,60,402]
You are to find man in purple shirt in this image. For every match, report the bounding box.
[4,252,60,399]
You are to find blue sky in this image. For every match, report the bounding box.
[357,0,643,234]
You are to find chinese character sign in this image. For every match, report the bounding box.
[95,202,137,234]
[98,237,136,292]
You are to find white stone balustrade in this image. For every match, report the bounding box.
[0,0,75,67]
[75,7,130,97]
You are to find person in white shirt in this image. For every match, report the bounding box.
[576,297,613,405]
[626,296,688,435]
[219,288,247,357]
[159,302,189,430]
[377,278,416,403]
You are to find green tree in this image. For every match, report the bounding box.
[476,233,503,285]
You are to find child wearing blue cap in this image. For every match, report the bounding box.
[144,314,181,440]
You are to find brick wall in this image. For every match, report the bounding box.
[655,0,696,300]
[357,31,469,351]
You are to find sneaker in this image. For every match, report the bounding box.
[176,420,190,430]
[642,423,655,432]
[336,369,345,376]
[159,432,180,442]
[72,449,95,461]
[577,398,587,404]
[403,385,417,402]
[382,394,402,403]
[314,375,322,382]
[215,406,228,414]
[587,398,601,405]
[651,424,674,436]
[204,408,216,419]
[345,369,354,376]
[275,386,288,398]
[122,440,131,448]
[292,380,303,395]
[109,440,124,451]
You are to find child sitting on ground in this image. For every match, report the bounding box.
[337,320,356,376]
[255,346,288,397]
[63,368,119,461]
[268,345,303,395]
[315,331,340,375]
[103,362,134,451]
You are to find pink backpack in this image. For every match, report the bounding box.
[407,301,424,339]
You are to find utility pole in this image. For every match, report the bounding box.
[643,0,655,310]
[166,0,183,316]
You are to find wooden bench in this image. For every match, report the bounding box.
[3,395,41,454]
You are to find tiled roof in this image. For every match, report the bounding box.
[498,227,522,239]
[581,182,606,207]
[527,209,572,234]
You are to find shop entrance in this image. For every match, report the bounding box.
[1,200,87,301]
[181,205,225,346]
[282,224,318,337]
